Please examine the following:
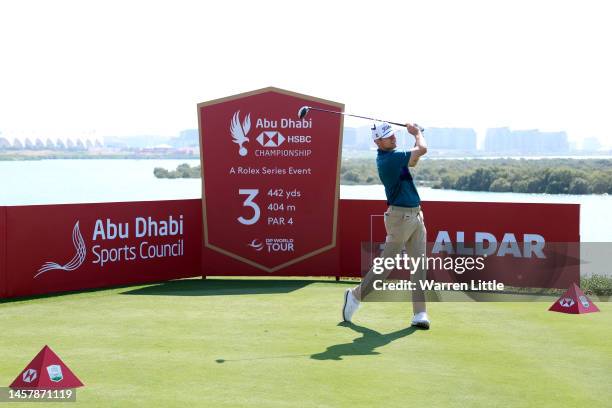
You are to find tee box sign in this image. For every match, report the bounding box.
[198,87,343,272]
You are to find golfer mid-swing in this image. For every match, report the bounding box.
[342,122,430,329]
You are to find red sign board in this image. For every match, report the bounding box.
[1,200,201,298]
[0,206,6,298]
[339,200,580,289]
[198,87,343,272]
[0,198,582,298]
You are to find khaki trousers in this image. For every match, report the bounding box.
[358,205,427,305]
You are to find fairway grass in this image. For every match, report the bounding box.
[1,278,610,408]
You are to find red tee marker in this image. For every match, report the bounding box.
[10,345,84,389]
[549,282,600,314]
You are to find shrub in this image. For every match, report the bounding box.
[489,178,512,192]
[581,274,612,296]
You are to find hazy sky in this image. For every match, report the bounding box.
[1,0,610,146]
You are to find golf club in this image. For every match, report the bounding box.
[297,106,425,133]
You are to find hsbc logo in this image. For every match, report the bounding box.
[256,132,312,147]
[559,297,575,308]
[22,368,38,383]
[257,131,285,147]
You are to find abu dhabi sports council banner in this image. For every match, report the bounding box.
[0,206,6,298]
[198,87,343,274]
[339,200,581,289]
[0,199,581,298]
[0,200,201,298]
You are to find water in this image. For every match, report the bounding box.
[0,159,201,205]
[1,159,610,241]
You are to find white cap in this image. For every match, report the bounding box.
[371,122,394,140]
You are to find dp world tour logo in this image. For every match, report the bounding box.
[559,297,575,308]
[248,239,264,251]
[230,110,251,156]
[35,221,86,279]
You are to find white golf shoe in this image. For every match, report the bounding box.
[342,289,360,322]
[411,312,430,329]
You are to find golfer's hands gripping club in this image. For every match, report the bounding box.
[406,123,423,136]
[407,122,427,167]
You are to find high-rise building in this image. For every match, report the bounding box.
[342,127,358,148]
[582,137,601,151]
[485,127,569,154]
[423,128,477,151]
[171,129,199,148]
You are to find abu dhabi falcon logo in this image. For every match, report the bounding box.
[35,221,86,279]
[230,110,251,156]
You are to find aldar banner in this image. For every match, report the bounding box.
[339,200,581,289]
[198,87,343,273]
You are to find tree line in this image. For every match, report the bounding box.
[341,158,612,194]
[155,158,612,195]
[153,163,201,179]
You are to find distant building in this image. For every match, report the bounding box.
[342,127,358,148]
[423,128,477,151]
[342,125,477,153]
[0,136,102,151]
[141,144,173,153]
[354,126,375,150]
[485,127,569,154]
[582,137,601,151]
[394,128,411,150]
[103,135,171,149]
[170,129,199,148]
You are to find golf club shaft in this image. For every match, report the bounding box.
[307,107,425,132]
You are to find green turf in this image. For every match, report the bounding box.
[1,278,610,408]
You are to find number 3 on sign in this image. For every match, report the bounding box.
[238,189,260,225]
